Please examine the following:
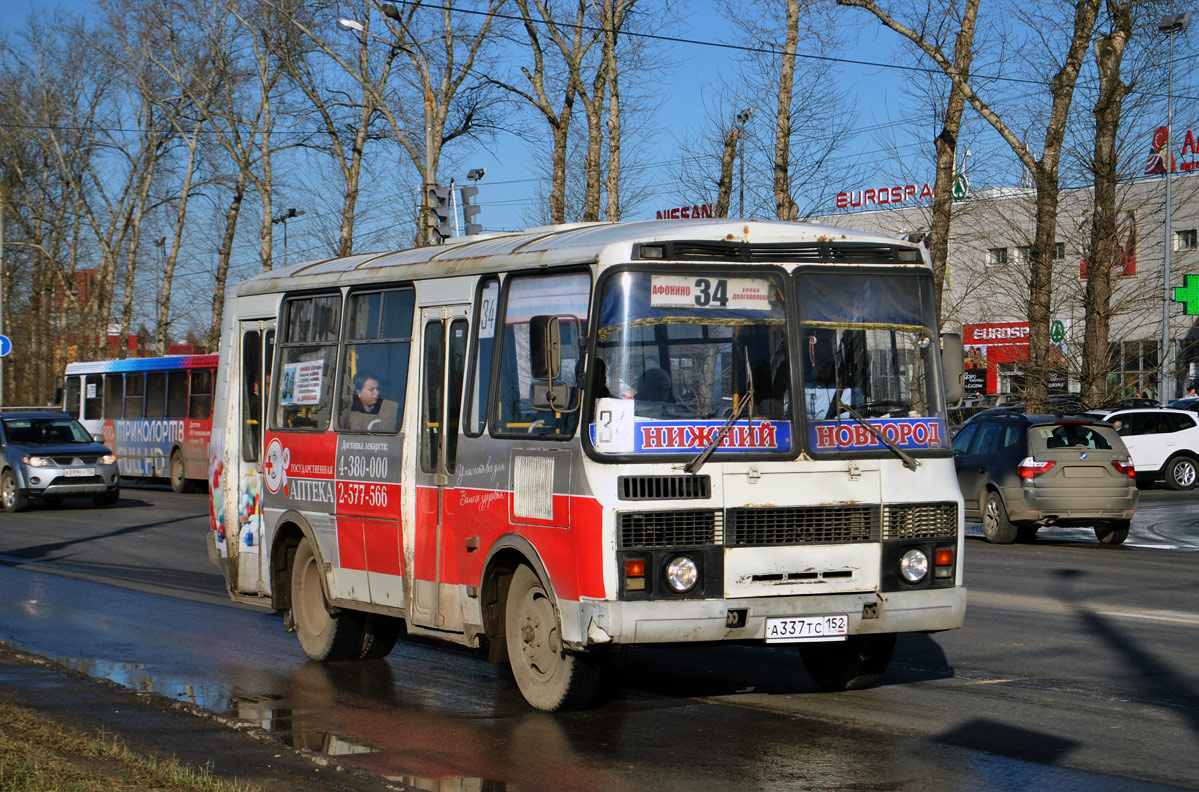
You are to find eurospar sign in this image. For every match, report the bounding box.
[836,182,933,210]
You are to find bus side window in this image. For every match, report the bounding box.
[146,372,167,419]
[275,293,341,431]
[464,277,499,436]
[84,375,103,421]
[124,373,145,419]
[103,374,123,419]
[446,318,467,469]
[65,376,81,417]
[494,271,590,437]
[167,370,188,419]
[190,369,214,419]
[242,332,262,461]
[336,287,414,434]
[420,320,445,473]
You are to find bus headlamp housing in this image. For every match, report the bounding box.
[665,555,699,594]
[899,548,929,583]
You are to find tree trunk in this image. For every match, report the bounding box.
[715,127,740,218]
[1081,0,1133,408]
[773,0,800,220]
[929,0,979,322]
[209,171,248,350]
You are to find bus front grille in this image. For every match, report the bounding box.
[619,510,720,548]
[883,502,959,540]
[619,503,956,549]
[726,506,878,546]
[618,475,711,500]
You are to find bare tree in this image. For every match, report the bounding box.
[840,0,1102,412]
[1079,0,1136,406]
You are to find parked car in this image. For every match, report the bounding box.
[953,413,1138,545]
[1082,407,1199,490]
[0,410,120,512]
[1168,396,1199,413]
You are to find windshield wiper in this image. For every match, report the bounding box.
[684,349,754,475]
[832,392,920,471]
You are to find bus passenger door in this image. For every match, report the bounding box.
[229,319,274,594]
[411,305,469,631]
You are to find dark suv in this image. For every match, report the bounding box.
[953,413,1138,545]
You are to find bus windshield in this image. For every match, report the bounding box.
[796,269,948,455]
[589,267,948,458]
[590,270,792,457]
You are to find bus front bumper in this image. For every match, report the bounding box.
[565,586,967,648]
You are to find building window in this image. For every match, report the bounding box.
[987,247,1008,266]
[1053,242,1065,261]
[1174,229,1197,251]
[1015,246,1032,265]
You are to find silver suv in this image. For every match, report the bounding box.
[954,413,1138,544]
[0,410,120,512]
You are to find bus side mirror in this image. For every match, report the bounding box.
[940,332,964,408]
[530,315,561,380]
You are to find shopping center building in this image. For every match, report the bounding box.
[812,143,1199,402]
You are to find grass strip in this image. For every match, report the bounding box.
[0,699,262,792]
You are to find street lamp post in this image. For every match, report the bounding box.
[272,208,305,268]
[339,6,436,245]
[1160,12,1191,405]
[736,107,754,218]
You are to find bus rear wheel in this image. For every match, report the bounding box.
[504,564,600,711]
[170,450,194,494]
[290,538,363,662]
[799,633,896,691]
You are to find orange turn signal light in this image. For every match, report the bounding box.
[934,548,954,566]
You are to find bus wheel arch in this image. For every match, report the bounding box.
[479,539,556,656]
[480,537,600,711]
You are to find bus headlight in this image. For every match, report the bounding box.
[899,549,929,583]
[665,556,699,594]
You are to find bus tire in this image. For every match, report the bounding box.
[1,470,28,513]
[504,564,600,712]
[358,614,401,660]
[290,537,363,662]
[799,633,896,691]
[170,450,193,494]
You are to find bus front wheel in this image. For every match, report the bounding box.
[799,633,896,691]
[290,538,363,662]
[504,564,600,711]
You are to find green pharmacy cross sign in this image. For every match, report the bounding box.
[1175,274,1199,316]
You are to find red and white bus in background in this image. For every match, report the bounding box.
[208,219,967,711]
[63,354,218,492]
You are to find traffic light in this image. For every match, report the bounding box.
[460,185,481,236]
[428,184,451,243]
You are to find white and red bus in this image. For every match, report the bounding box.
[63,354,218,492]
[208,219,967,710]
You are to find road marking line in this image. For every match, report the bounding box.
[970,590,1199,626]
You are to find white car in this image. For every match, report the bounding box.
[1083,407,1199,490]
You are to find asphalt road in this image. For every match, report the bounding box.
[1,485,1197,791]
